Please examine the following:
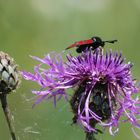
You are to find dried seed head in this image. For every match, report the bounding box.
[0,52,20,94]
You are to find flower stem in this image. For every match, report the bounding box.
[0,94,16,140]
[85,132,97,140]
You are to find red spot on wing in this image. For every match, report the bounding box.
[66,39,93,50]
[83,39,93,44]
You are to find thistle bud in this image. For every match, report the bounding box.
[0,51,20,94]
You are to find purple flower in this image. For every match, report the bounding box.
[22,50,140,138]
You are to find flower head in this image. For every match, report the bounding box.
[22,50,140,137]
[0,51,20,94]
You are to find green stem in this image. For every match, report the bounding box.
[0,94,16,140]
[85,132,96,140]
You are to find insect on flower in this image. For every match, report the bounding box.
[65,36,117,53]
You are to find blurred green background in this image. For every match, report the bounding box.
[0,0,140,140]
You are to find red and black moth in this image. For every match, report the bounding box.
[66,36,117,53]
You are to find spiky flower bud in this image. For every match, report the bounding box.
[0,51,20,94]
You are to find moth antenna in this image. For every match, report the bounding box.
[104,40,117,44]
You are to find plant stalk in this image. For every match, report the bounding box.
[0,94,16,140]
[85,132,96,140]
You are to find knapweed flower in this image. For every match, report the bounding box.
[22,50,140,139]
